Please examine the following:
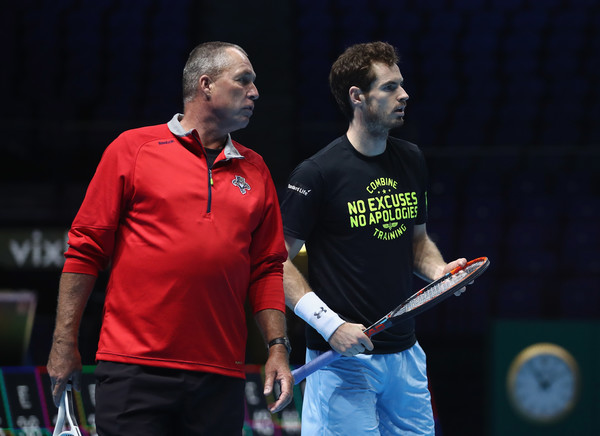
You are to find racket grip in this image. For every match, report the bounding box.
[292,350,341,385]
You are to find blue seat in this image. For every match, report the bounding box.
[428,11,463,34]
[419,34,456,56]
[461,31,499,55]
[298,8,332,31]
[546,32,585,55]
[507,248,559,276]
[383,10,422,35]
[490,0,525,9]
[462,56,498,79]
[492,121,536,147]
[561,248,600,275]
[452,0,486,12]
[522,150,569,175]
[152,0,190,27]
[422,53,458,78]
[563,220,600,250]
[414,0,450,12]
[459,199,503,260]
[555,171,594,196]
[496,277,543,318]
[463,195,505,222]
[429,171,460,199]
[526,0,561,10]
[509,167,553,195]
[551,9,589,30]
[341,1,375,29]
[505,220,559,252]
[434,284,492,334]
[549,77,588,101]
[421,77,460,102]
[503,30,543,55]
[465,168,507,197]
[94,100,135,120]
[584,50,600,76]
[559,278,600,319]
[511,10,549,31]
[569,198,600,223]
[475,151,521,176]
[539,102,585,145]
[444,106,492,147]
[467,11,505,32]
[503,54,539,76]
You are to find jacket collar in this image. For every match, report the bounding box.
[167,113,244,160]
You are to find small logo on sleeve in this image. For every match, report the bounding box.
[232,176,251,194]
[288,184,311,196]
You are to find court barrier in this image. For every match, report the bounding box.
[0,365,302,435]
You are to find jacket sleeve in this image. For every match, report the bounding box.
[247,164,287,314]
[63,134,135,276]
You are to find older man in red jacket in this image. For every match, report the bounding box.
[47,41,292,436]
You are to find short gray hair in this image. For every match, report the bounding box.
[182,41,248,103]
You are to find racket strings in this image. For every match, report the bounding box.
[397,261,485,315]
[398,291,435,314]
[401,279,452,313]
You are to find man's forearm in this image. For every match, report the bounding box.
[52,272,96,345]
[413,233,446,282]
[283,259,314,309]
[254,308,287,344]
[47,272,96,405]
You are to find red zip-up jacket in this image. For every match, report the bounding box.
[63,114,287,378]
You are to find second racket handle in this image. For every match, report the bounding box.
[292,350,341,385]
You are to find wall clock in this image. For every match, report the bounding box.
[506,342,580,423]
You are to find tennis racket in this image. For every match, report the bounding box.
[292,257,490,384]
[53,382,82,436]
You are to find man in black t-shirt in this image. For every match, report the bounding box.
[281,42,467,435]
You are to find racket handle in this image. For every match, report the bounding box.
[292,350,341,385]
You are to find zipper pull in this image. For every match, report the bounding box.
[209,168,214,186]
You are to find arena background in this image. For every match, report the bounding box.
[1,0,599,434]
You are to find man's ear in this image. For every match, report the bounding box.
[199,75,213,98]
[349,86,364,106]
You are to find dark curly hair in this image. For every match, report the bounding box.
[329,41,400,120]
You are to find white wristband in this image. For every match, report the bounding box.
[294,292,345,341]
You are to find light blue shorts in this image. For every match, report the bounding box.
[301,342,434,435]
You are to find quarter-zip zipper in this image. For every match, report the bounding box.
[191,135,214,214]
[188,132,243,214]
[207,166,213,213]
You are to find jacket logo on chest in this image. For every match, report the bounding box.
[232,175,251,194]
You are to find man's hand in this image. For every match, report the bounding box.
[441,258,468,296]
[263,346,294,413]
[328,322,374,357]
[46,340,82,407]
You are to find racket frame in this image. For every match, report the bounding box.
[53,383,82,436]
[292,257,490,384]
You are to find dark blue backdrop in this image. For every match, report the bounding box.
[1,1,599,434]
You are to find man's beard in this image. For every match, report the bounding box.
[364,104,404,137]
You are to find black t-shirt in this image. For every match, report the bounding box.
[281,135,429,353]
[204,147,221,168]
